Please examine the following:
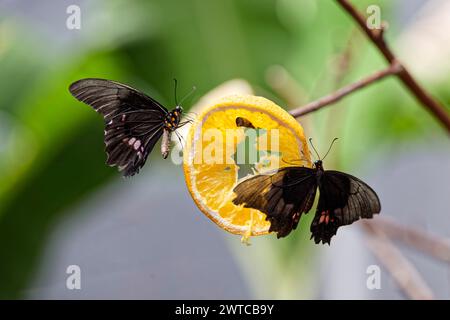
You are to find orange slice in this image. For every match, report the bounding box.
[183,95,311,241]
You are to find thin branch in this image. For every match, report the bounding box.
[371,217,450,263]
[361,220,434,300]
[290,62,402,118]
[335,0,450,133]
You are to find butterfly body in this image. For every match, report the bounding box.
[161,106,183,159]
[312,159,324,181]
[233,159,381,244]
[163,106,183,130]
[69,78,186,176]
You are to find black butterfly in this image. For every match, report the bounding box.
[69,78,190,176]
[232,126,381,244]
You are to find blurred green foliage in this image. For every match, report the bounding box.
[0,0,448,298]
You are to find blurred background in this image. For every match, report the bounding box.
[0,0,450,299]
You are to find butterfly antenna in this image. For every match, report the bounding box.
[322,138,338,161]
[309,138,321,160]
[173,78,179,106]
[179,86,197,107]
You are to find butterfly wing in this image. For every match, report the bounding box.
[311,170,381,244]
[233,167,317,238]
[69,78,168,176]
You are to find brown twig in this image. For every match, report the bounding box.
[289,62,402,118]
[362,220,434,300]
[371,217,450,263]
[335,0,450,133]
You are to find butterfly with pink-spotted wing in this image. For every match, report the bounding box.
[69,78,192,176]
